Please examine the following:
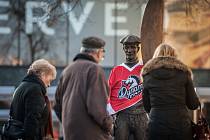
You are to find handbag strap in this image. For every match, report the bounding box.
[197,103,206,119]
[9,102,13,120]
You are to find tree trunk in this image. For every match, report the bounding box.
[28,35,34,63]
[141,0,164,64]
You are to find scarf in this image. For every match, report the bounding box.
[44,96,54,140]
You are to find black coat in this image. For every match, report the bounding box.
[10,74,49,140]
[141,57,200,140]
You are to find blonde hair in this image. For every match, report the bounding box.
[153,43,177,58]
[27,59,56,79]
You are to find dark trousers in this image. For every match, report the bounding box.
[148,126,193,140]
[114,112,148,140]
[148,132,193,140]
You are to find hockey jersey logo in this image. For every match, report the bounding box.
[118,75,143,99]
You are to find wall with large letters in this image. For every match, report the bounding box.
[0,0,147,66]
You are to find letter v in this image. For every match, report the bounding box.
[62,1,95,35]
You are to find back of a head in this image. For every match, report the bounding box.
[153,43,177,58]
[80,36,105,53]
[27,59,56,79]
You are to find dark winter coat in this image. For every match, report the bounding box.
[141,56,200,140]
[54,53,113,140]
[10,74,49,140]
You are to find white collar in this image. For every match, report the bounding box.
[120,60,143,72]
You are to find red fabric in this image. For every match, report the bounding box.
[107,63,144,115]
[44,96,54,139]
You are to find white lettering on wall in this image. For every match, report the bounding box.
[62,1,95,35]
[25,1,55,35]
[140,3,146,25]
[0,1,11,34]
[105,3,129,36]
[0,1,144,36]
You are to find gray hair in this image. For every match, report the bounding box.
[27,59,56,79]
[80,46,100,53]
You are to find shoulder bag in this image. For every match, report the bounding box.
[192,105,210,140]
[1,117,25,140]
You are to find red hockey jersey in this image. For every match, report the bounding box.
[107,62,144,115]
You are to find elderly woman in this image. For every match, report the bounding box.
[9,59,56,140]
[141,44,200,140]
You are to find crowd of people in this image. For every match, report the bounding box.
[4,35,200,140]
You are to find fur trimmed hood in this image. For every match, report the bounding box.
[141,57,192,77]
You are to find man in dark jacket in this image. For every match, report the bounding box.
[54,36,113,140]
[9,59,56,140]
